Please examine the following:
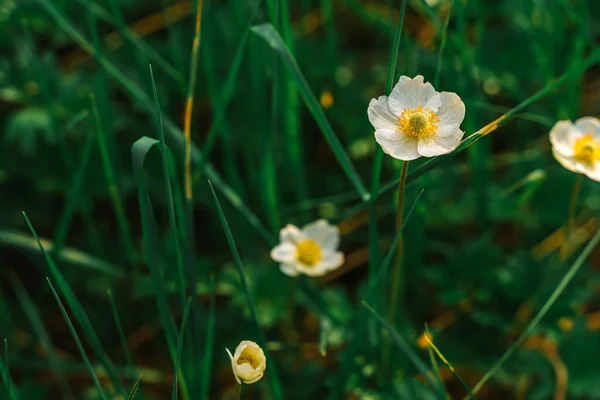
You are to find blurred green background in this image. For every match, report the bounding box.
[1,0,600,398]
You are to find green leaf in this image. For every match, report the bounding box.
[172,298,192,400]
[127,376,143,400]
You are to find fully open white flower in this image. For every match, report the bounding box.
[367,75,466,160]
[270,219,344,277]
[549,117,600,182]
[226,341,266,385]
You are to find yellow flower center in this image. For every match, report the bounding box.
[397,106,439,138]
[296,239,322,266]
[573,134,600,164]
[237,347,262,369]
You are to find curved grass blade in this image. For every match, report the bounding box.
[425,326,446,399]
[252,23,368,199]
[467,227,600,398]
[131,137,191,400]
[368,0,408,276]
[0,230,124,277]
[172,298,192,400]
[127,375,143,400]
[46,278,108,400]
[9,273,75,399]
[22,212,126,396]
[208,181,284,400]
[362,302,439,393]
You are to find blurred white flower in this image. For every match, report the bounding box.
[550,117,600,181]
[270,219,344,277]
[226,341,266,385]
[367,75,466,161]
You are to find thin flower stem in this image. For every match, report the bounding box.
[235,383,242,400]
[382,160,410,374]
[389,160,410,326]
[561,174,584,258]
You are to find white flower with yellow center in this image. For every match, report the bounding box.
[226,341,266,385]
[270,219,344,277]
[367,75,466,160]
[550,117,600,181]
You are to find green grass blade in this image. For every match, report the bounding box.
[127,375,143,400]
[200,275,216,400]
[434,0,453,87]
[208,181,284,400]
[39,0,272,248]
[131,137,190,400]
[149,65,186,310]
[9,273,75,400]
[468,227,600,398]
[91,94,137,269]
[368,0,407,279]
[172,298,192,400]
[425,327,446,399]
[107,290,135,369]
[252,23,368,199]
[46,278,108,400]
[0,230,124,277]
[1,339,17,400]
[22,212,127,396]
[362,302,439,393]
[52,128,94,255]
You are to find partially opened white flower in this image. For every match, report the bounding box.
[550,117,600,182]
[226,341,266,385]
[367,75,466,160]
[270,219,344,277]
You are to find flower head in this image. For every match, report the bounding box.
[226,341,266,385]
[270,219,344,277]
[367,75,466,160]
[550,117,600,181]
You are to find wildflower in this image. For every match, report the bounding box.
[226,341,266,385]
[549,117,600,181]
[367,75,465,160]
[270,219,344,277]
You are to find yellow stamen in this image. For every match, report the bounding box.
[397,106,439,138]
[296,239,322,266]
[573,134,600,164]
[237,347,261,368]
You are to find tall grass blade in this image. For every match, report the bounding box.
[252,23,368,199]
[107,290,135,369]
[21,212,126,396]
[172,298,192,400]
[200,275,216,400]
[46,278,108,400]
[208,181,284,400]
[467,227,600,397]
[131,137,190,399]
[9,273,75,399]
[1,339,16,400]
[434,0,453,88]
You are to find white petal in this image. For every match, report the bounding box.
[294,263,329,277]
[552,149,580,174]
[234,341,250,359]
[418,128,463,157]
[583,162,600,182]
[549,120,580,157]
[575,117,600,138]
[270,242,297,263]
[235,363,259,383]
[280,263,300,277]
[318,251,344,272]
[226,348,241,384]
[279,224,305,244]
[388,75,440,115]
[374,129,420,161]
[368,96,399,130]
[436,92,465,128]
[302,219,340,250]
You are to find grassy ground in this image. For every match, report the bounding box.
[1,0,600,398]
